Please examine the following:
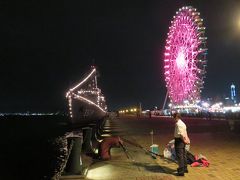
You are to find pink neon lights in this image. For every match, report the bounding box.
[164,6,207,105]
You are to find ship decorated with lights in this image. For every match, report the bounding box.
[66,66,107,125]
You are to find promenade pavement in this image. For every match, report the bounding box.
[86,116,240,180]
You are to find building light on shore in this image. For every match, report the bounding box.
[202,102,209,108]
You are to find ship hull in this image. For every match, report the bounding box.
[70,98,107,126]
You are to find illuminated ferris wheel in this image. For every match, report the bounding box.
[164,6,207,105]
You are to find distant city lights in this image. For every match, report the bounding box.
[119,108,138,114]
[0,113,58,116]
[166,101,240,114]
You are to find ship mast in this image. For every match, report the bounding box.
[94,67,98,89]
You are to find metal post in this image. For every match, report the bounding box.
[162,91,169,110]
[139,102,142,116]
[150,130,154,145]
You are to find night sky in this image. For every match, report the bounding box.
[1,0,240,112]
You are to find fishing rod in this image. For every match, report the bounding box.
[121,137,166,159]
[119,141,131,159]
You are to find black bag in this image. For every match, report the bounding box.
[186,151,195,164]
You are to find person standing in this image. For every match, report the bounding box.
[173,113,190,176]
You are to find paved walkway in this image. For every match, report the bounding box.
[86,116,240,180]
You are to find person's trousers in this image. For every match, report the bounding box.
[175,138,187,173]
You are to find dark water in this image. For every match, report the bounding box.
[0,115,70,180]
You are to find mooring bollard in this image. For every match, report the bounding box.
[88,123,101,143]
[82,127,94,154]
[65,132,83,175]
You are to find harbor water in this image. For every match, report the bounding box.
[0,115,70,180]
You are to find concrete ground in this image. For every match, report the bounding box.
[86,116,240,180]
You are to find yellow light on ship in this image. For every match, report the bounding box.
[130,109,133,112]
[134,108,137,112]
[126,110,129,113]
